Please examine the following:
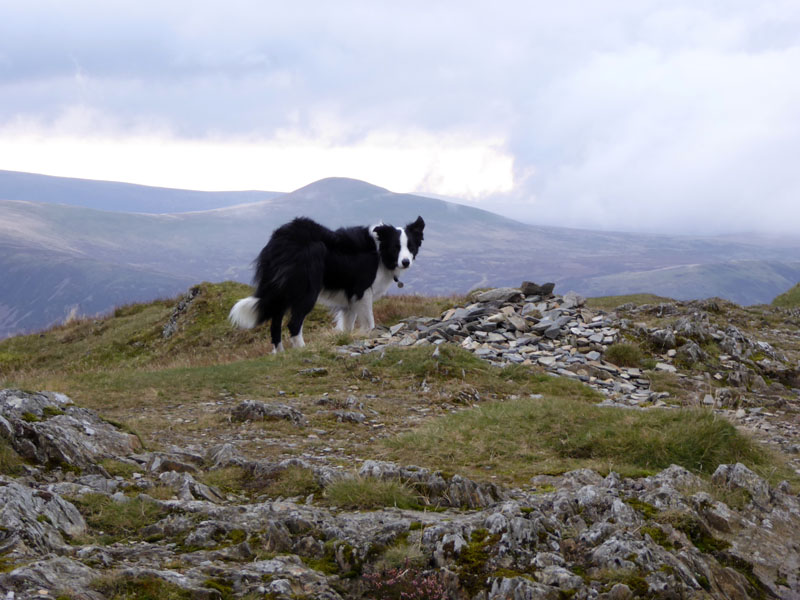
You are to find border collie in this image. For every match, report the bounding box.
[229,216,425,352]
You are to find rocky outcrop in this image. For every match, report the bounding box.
[4,438,798,599]
[0,389,141,473]
[0,479,87,554]
[231,400,309,427]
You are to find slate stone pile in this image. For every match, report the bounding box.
[342,283,667,408]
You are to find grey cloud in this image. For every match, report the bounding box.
[1,1,799,233]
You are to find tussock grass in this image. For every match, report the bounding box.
[646,371,695,405]
[70,492,168,544]
[323,476,422,510]
[382,396,788,484]
[604,342,646,368]
[375,537,427,570]
[258,465,322,499]
[198,466,249,496]
[368,345,601,401]
[371,344,490,381]
[98,459,140,478]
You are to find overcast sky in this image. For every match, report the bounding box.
[1,1,799,234]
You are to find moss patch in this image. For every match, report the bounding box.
[455,529,501,595]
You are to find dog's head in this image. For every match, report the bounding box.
[372,216,425,272]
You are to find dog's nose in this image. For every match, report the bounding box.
[401,258,410,268]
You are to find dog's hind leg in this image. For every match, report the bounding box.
[287,291,318,348]
[270,306,286,353]
[289,325,304,348]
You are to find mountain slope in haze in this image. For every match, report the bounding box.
[2,174,800,338]
[0,241,197,338]
[0,169,281,213]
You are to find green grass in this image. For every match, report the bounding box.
[603,342,646,368]
[2,327,601,452]
[369,345,602,400]
[646,370,694,404]
[211,464,325,499]
[0,438,24,475]
[0,283,469,378]
[0,282,275,375]
[374,535,427,571]
[262,464,323,499]
[382,396,791,484]
[370,343,493,381]
[323,476,423,510]
[198,466,249,496]
[772,283,800,308]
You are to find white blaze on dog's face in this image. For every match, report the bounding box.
[401,216,424,270]
[397,227,413,269]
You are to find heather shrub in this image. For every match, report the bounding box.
[362,563,450,599]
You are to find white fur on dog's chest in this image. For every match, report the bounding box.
[370,264,397,299]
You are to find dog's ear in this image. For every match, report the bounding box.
[371,224,396,243]
[406,216,425,240]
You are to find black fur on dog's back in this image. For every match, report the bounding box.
[252,218,380,330]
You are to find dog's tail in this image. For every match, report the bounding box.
[229,296,261,329]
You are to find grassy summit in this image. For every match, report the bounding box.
[0,282,794,488]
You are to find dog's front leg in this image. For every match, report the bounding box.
[341,307,358,331]
[353,293,375,332]
[333,309,346,331]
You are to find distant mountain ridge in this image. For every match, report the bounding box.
[2,171,800,339]
[0,169,281,213]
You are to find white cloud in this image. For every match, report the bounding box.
[0,116,514,197]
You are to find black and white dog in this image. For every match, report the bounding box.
[229,216,425,352]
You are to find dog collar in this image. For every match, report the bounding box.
[393,276,404,288]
